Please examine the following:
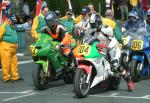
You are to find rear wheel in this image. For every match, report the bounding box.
[74,69,91,98]
[108,76,121,90]
[130,60,141,82]
[32,64,49,90]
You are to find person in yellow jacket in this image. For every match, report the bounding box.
[31,1,49,40]
[102,9,123,44]
[0,14,23,82]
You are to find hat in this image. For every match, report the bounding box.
[67,9,73,15]
[81,6,90,15]
[41,1,47,10]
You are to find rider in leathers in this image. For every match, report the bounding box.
[88,14,135,91]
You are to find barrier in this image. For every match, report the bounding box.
[16,29,27,52]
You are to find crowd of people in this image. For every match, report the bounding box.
[0,0,150,92]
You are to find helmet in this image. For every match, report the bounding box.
[55,10,61,17]
[41,1,47,11]
[81,6,90,15]
[7,14,17,22]
[89,14,102,29]
[128,11,138,22]
[45,11,57,29]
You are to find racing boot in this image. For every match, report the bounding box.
[122,70,135,91]
[116,66,135,91]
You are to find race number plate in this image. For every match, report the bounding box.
[77,45,91,56]
[131,40,143,50]
[30,46,37,56]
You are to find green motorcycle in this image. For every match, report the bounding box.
[30,33,76,90]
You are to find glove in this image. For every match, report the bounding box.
[96,43,107,49]
[56,44,65,49]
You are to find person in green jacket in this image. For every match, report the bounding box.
[60,9,75,34]
[31,1,49,40]
[0,14,23,82]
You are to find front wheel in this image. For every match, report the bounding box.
[130,60,141,82]
[74,69,91,98]
[32,64,49,90]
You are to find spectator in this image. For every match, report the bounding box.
[0,14,23,82]
[119,0,129,21]
[60,9,75,34]
[113,0,121,20]
[88,3,96,15]
[75,6,90,42]
[103,9,123,44]
[142,0,150,19]
[105,0,112,10]
[23,0,30,22]
[31,1,49,40]
[15,18,32,30]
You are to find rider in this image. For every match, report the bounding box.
[44,11,73,57]
[89,13,135,91]
[122,10,144,33]
[31,1,49,40]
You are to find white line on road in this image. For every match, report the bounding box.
[108,93,120,96]
[2,92,36,102]
[18,60,33,65]
[0,90,34,94]
[52,93,150,100]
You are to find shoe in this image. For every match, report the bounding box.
[2,79,10,83]
[12,78,24,82]
[127,81,135,91]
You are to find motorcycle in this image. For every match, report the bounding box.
[73,38,121,98]
[30,33,76,90]
[121,30,134,69]
[129,28,150,82]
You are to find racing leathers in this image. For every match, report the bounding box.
[88,24,134,91]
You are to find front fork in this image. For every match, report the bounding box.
[123,50,129,63]
[36,60,49,76]
[86,66,92,83]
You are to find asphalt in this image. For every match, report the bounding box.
[0,55,150,103]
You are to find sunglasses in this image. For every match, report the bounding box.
[67,13,72,16]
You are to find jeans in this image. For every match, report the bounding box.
[120,5,129,21]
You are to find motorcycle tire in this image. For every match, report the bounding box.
[130,60,141,82]
[63,70,74,84]
[108,76,121,90]
[32,64,49,90]
[122,53,129,70]
[74,69,90,98]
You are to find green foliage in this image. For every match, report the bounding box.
[29,0,106,16]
